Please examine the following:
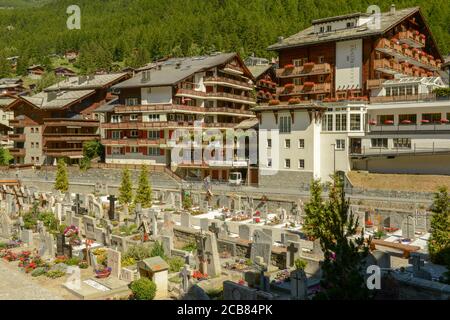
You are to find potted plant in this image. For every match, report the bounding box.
[95,266,112,278]
[284,64,295,70]
[288,98,301,105]
[268,99,280,106]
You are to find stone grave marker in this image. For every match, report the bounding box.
[107,248,122,279]
[286,241,301,268]
[401,216,416,240]
[180,212,191,228]
[238,224,251,241]
[290,269,308,300]
[83,216,96,240]
[223,280,257,300]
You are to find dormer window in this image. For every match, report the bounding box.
[327,25,332,32]
[320,26,325,33]
[346,22,355,28]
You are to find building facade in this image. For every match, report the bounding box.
[97,53,258,183]
[6,73,129,165]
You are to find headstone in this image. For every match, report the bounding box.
[286,241,301,268]
[21,229,33,246]
[180,212,191,228]
[196,231,221,277]
[107,195,117,220]
[238,224,251,241]
[402,216,416,240]
[161,235,173,257]
[250,230,272,267]
[223,280,257,300]
[200,218,209,231]
[107,248,122,279]
[179,265,191,294]
[409,253,432,280]
[290,269,308,300]
[83,216,96,240]
[56,234,65,256]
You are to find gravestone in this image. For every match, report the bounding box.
[238,224,251,241]
[218,221,230,239]
[223,280,257,300]
[196,231,221,277]
[161,235,173,258]
[56,234,65,256]
[94,227,106,245]
[180,212,191,228]
[409,253,432,280]
[290,269,308,300]
[83,216,96,240]
[111,235,127,253]
[250,230,272,267]
[0,211,11,238]
[179,265,192,294]
[286,241,301,268]
[401,216,416,240]
[21,229,33,246]
[107,248,122,279]
[107,195,117,220]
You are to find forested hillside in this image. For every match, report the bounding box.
[0,0,449,75]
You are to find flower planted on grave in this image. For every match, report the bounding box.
[95,266,112,278]
[78,261,89,269]
[2,250,18,262]
[63,225,79,238]
[69,234,82,246]
[238,279,246,285]
[192,271,208,281]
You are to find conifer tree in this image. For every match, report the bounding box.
[134,165,152,208]
[119,168,133,205]
[428,187,450,265]
[309,174,371,300]
[54,158,69,193]
[0,51,11,78]
[303,179,325,239]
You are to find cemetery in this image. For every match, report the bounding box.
[0,179,449,300]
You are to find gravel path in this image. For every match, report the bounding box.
[0,260,64,300]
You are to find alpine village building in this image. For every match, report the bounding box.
[5,73,130,166]
[96,53,259,183]
[255,5,449,188]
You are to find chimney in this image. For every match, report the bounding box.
[278,36,284,44]
[175,62,181,69]
[390,4,396,14]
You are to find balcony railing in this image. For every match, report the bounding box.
[113,104,254,116]
[369,122,450,133]
[223,64,244,75]
[175,88,206,98]
[369,93,443,103]
[102,138,165,146]
[43,148,83,157]
[375,38,441,71]
[9,134,25,141]
[9,119,37,128]
[43,118,99,127]
[10,148,25,156]
[277,82,331,95]
[350,144,450,157]
[101,121,239,130]
[276,63,332,78]
[206,92,256,104]
[397,31,425,48]
[204,77,253,90]
[374,59,402,75]
[366,79,386,89]
[43,134,99,142]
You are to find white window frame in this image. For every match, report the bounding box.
[298,139,305,149]
[298,159,305,169]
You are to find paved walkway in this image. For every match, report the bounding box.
[0,261,64,300]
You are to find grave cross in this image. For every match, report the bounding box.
[107,195,117,220]
[179,265,191,293]
[72,194,87,216]
[409,254,424,273]
[208,223,220,238]
[287,242,299,267]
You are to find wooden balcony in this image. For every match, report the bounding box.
[10,148,25,156]
[374,59,402,75]
[175,88,206,99]
[102,138,165,146]
[375,38,439,72]
[223,64,244,75]
[43,148,83,157]
[366,79,385,90]
[9,134,25,142]
[9,119,37,128]
[101,121,238,130]
[206,92,256,105]
[204,77,253,90]
[43,133,99,143]
[277,82,331,96]
[113,104,254,116]
[276,63,332,78]
[43,118,99,128]
[397,31,425,48]
[369,93,438,103]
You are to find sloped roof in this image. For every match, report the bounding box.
[20,90,95,110]
[113,53,252,89]
[268,7,421,51]
[45,73,128,91]
[247,65,272,79]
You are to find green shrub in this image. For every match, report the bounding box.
[78,261,89,269]
[31,267,47,277]
[130,278,157,300]
[168,257,184,273]
[38,212,59,232]
[0,242,6,249]
[182,242,197,252]
[46,270,66,279]
[66,257,81,266]
[150,241,165,259]
[121,257,136,267]
[123,244,153,261]
[294,259,307,270]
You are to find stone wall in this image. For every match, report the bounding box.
[258,170,313,190]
